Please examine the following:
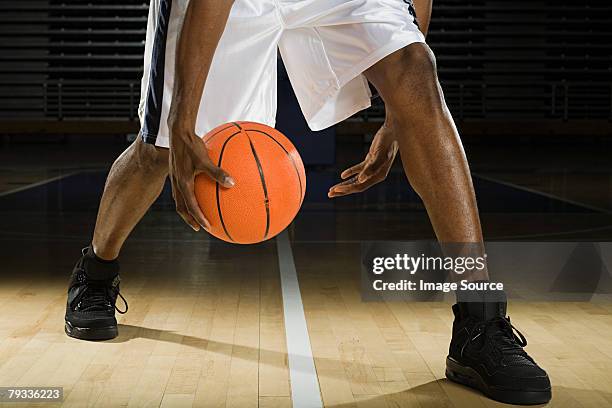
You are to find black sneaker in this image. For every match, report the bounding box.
[64,246,128,340]
[446,298,551,405]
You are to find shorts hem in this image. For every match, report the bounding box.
[306,32,426,131]
[155,136,170,148]
[308,99,372,132]
[345,34,424,83]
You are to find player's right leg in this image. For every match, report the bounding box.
[64,0,282,340]
[64,138,168,340]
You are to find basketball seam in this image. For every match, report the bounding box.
[246,129,304,203]
[205,124,236,145]
[247,136,271,240]
[215,131,241,242]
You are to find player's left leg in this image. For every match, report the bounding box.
[365,44,483,245]
[364,42,552,405]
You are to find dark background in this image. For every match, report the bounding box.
[1,0,611,142]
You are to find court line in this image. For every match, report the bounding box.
[276,231,323,408]
[0,172,78,197]
[474,173,611,214]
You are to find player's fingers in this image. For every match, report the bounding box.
[329,181,371,197]
[329,175,359,190]
[340,162,365,179]
[178,201,201,231]
[328,175,361,197]
[328,173,382,197]
[173,182,201,231]
[180,181,211,231]
[198,159,235,188]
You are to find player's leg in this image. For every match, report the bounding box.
[92,138,168,260]
[363,44,488,277]
[65,0,198,341]
[364,43,551,405]
[281,0,551,400]
[64,0,176,340]
[65,0,283,341]
[365,45,482,244]
[64,138,168,341]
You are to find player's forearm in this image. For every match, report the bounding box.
[413,0,432,37]
[168,0,234,139]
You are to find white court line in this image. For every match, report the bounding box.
[277,231,323,408]
[0,172,77,197]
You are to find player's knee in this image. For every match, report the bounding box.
[133,137,169,174]
[383,44,447,123]
[398,43,437,83]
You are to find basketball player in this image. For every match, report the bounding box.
[64,0,551,404]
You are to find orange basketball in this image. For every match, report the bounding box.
[194,121,306,244]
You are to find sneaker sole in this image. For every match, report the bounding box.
[65,321,118,341]
[446,356,551,405]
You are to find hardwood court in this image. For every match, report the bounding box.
[0,144,611,407]
[1,240,612,407]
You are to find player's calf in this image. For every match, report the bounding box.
[91,136,169,260]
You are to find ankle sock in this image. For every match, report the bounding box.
[455,280,507,320]
[82,245,119,280]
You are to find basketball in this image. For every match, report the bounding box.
[194,121,306,244]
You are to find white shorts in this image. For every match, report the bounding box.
[139,0,425,148]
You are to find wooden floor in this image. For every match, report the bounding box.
[0,239,611,407]
[0,243,291,408]
[1,143,612,407]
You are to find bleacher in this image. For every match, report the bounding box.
[0,0,611,135]
[0,1,147,122]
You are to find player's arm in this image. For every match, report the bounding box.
[414,0,432,37]
[167,0,236,232]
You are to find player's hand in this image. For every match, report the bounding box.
[168,122,235,231]
[328,125,398,197]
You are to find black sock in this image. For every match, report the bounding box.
[455,279,494,303]
[82,245,119,280]
[455,280,507,320]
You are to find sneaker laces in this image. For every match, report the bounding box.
[462,316,532,365]
[114,289,128,314]
[78,283,128,314]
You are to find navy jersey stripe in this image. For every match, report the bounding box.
[141,0,173,144]
[403,0,420,29]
